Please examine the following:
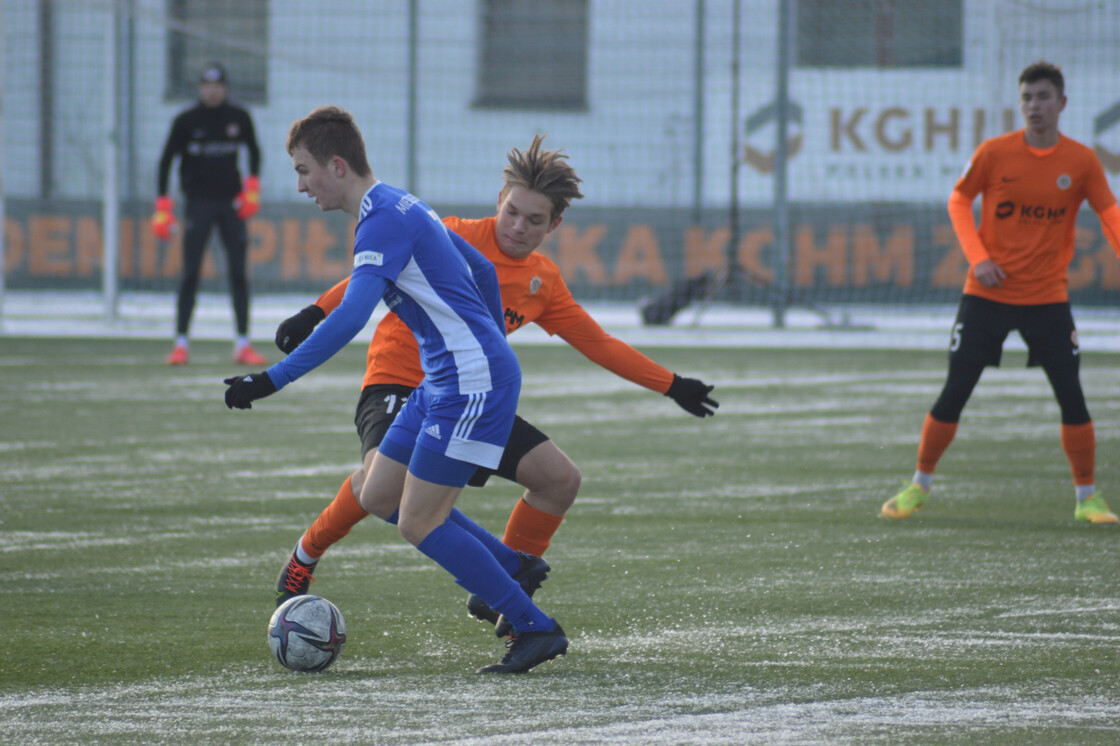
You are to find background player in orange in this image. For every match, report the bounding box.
[882,61,1120,525]
[273,135,719,632]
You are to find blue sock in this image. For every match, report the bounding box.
[448,508,521,576]
[417,520,553,633]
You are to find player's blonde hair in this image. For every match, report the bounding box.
[501,134,584,221]
[286,106,372,178]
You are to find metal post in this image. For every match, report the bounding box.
[103,2,120,320]
[691,0,705,225]
[727,0,741,298]
[0,0,6,326]
[406,0,419,194]
[771,0,792,328]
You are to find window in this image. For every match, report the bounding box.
[797,0,962,68]
[166,0,268,102]
[475,0,589,110]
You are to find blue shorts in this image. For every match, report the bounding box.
[380,380,520,486]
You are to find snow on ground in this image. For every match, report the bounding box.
[5,290,1120,352]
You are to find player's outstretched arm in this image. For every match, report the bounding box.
[555,315,718,417]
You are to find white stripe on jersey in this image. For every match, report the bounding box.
[395,257,494,393]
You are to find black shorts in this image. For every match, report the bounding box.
[949,295,1080,370]
[354,384,549,487]
[354,384,416,457]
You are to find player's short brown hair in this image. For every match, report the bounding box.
[501,134,584,221]
[286,106,372,178]
[1019,61,1064,98]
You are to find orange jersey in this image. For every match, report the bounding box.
[314,216,675,394]
[953,130,1118,305]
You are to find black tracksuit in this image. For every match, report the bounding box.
[157,100,261,336]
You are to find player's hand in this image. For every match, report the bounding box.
[666,374,719,418]
[973,259,1006,287]
[274,304,326,353]
[151,196,176,241]
[224,372,277,410]
[234,175,261,220]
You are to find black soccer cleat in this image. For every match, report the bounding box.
[466,551,551,634]
[275,547,317,607]
[477,623,568,674]
[467,593,501,625]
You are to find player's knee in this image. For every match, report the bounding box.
[522,457,580,513]
[396,517,432,547]
[555,461,581,506]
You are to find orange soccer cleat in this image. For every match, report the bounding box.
[166,344,189,365]
[234,345,267,366]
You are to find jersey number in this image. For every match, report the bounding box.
[950,322,964,352]
[384,393,401,414]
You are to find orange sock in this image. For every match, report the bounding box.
[916,413,958,474]
[301,477,368,560]
[502,499,564,557]
[1061,422,1095,486]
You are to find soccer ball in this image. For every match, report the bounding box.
[268,595,347,672]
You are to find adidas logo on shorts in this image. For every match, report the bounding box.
[424,424,442,440]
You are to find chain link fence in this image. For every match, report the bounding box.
[3,1,1119,324]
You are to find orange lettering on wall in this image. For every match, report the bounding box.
[794,224,846,287]
[249,219,277,268]
[28,216,72,276]
[281,219,305,280]
[118,219,134,276]
[550,224,607,285]
[4,217,25,272]
[303,220,348,280]
[75,217,102,275]
[684,227,728,277]
[850,223,913,287]
[930,224,968,288]
[133,219,160,278]
[738,228,775,285]
[160,233,183,278]
[612,225,667,286]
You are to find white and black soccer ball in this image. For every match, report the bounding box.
[268,595,347,672]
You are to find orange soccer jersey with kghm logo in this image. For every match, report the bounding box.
[953,130,1118,305]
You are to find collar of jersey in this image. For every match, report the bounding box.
[359,180,382,221]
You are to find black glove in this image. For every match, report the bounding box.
[275,304,326,354]
[224,372,277,410]
[665,374,718,418]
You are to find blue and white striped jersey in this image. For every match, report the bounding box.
[267,182,518,397]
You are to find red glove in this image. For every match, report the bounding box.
[234,175,261,220]
[151,196,176,241]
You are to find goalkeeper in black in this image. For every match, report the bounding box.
[153,62,265,366]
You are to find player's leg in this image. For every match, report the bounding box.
[167,199,213,363]
[1026,304,1116,524]
[216,204,264,364]
[883,296,1004,518]
[275,385,414,605]
[470,417,579,556]
[381,384,567,672]
[400,452,566,673]
[463,418,573,632]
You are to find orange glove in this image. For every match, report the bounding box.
[234,175,260,220]
[151,196,176,241]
